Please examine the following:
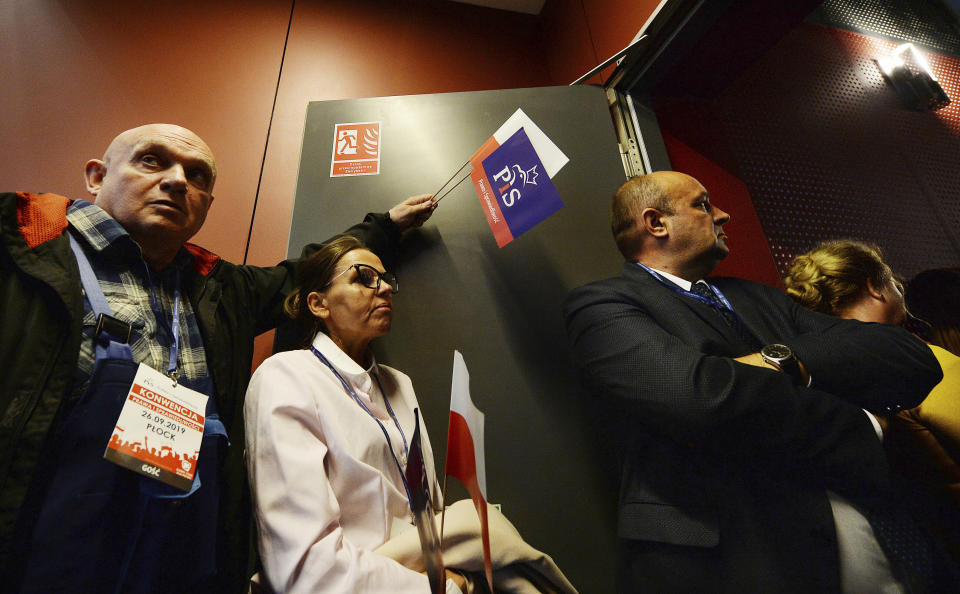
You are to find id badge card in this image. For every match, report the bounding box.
[104,363,207,491]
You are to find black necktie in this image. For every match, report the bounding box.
[691,281,719,304]
[691,281,762,349]
[692,281,737,328]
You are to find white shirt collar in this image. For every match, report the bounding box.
[311,331,378,377]
[637,263,695,291]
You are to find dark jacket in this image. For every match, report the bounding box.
[0,191,401,592]
[563,262,942,593]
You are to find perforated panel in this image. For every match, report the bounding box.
[810,0,960,56]
[659,19,960,279]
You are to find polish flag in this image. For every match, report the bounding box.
[444,351,493,590]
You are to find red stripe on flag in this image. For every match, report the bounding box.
[445,412,479,491]
[469,136,500,168]
[470,168,513,247]
[445,411,493,589]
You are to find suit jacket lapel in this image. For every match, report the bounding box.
[622,263,757,353]
[711,278,787,348]
[622,263,729,335]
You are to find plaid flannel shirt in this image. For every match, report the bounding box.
[66,199,209,398]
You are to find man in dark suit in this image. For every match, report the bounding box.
[563,171,943,593]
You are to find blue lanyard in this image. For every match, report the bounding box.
[142,263,182,379]
[636,262,766,350]
[309,345,414,510]
[636,262,736,313]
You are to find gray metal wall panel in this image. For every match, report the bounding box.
[287,85,626,592]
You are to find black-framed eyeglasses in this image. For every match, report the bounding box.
[325,263,399,294]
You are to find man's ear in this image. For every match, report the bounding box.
[84,159,106,197]
[865,277,885,301]
[306,291,329,318]
[640,207,669,238]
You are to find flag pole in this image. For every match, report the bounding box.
[432,160,470,203]
[440,472,449,549]
[434,172,472,203]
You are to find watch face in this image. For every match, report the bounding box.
[762,344,792,360]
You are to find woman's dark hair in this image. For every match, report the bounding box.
[906,267,960,356]
[284,235,367,346]
[783,240,893,316]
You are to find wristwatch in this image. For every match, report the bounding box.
[760,343,804,385]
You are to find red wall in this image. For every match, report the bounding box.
[0,0,293,265]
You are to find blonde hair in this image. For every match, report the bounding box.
[784,240,893,316]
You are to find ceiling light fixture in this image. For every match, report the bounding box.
[876,43,950,111]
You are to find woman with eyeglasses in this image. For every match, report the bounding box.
[244,235,466,593]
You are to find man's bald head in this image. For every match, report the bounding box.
[610,171,730,280]
[102,124,217,181]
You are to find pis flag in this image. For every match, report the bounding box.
[444,351,493,591]
[471,108,569,178]
[469,110,568,247]
[330,121,381,177]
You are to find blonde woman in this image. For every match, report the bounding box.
[785,240,960,567]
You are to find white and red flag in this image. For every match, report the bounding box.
[443,350,493,590]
